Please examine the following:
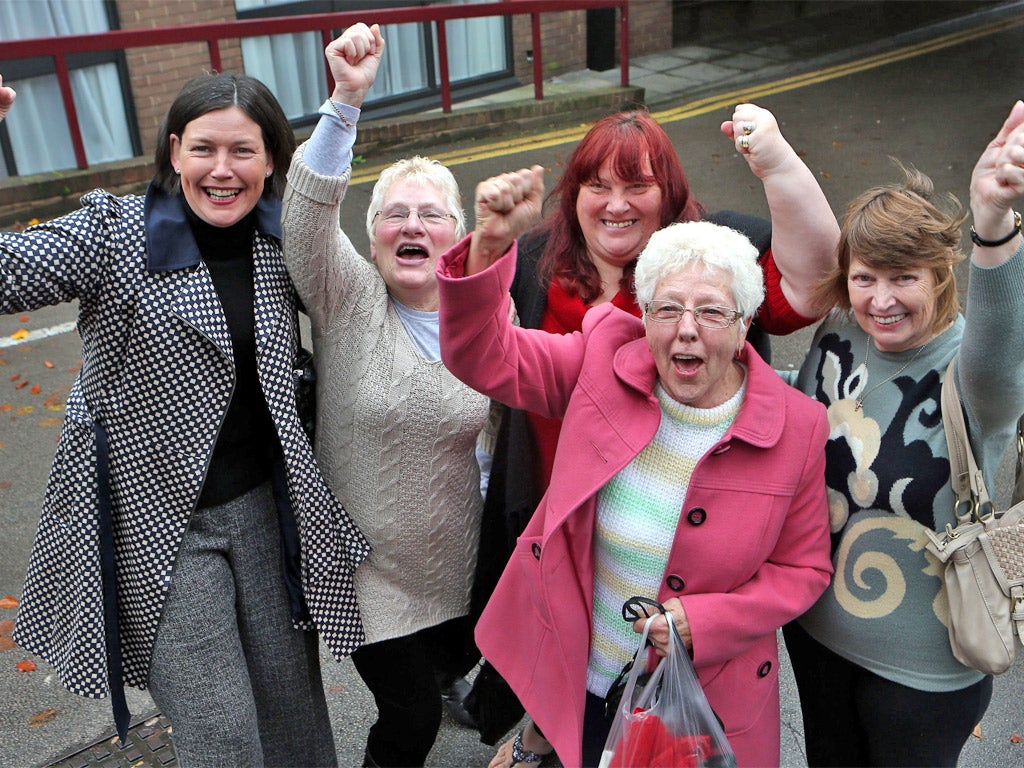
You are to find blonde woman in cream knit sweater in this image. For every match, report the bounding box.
[281,24,490,767]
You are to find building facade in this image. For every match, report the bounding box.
[0,0,672,180]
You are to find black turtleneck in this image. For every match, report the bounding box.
[185,205,278,508]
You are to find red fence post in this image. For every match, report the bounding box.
[207,37,223,73]
[436,20,452,113]
[322,28,334,93]
[619,0,629,87]
[531,12,543,101]
[53,54,88,170]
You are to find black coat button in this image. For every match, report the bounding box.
[666,574,685,592]
[757,661,772,678]
[531,542,541,560]
[687,508,707,526]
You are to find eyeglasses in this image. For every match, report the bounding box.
[644,300,743,329]
[373,207,457,228]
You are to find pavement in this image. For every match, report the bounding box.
[4,1,1024,766]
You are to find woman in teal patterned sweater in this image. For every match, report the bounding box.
[782,101,1024,767]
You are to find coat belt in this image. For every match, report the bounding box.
[94,420,131,744]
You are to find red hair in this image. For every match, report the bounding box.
[535,110,703,303]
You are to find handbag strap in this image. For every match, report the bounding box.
[1015,414,1024,506]
[940,357,993,521]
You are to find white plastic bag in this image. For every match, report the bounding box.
[599,611,736,768]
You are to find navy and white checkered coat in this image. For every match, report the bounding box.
[0,186,370,700]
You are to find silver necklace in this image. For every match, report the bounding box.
[853,335,929,411]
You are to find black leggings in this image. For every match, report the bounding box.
[783,621,992,767]
[351,615,478,767]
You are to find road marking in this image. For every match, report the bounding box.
[348,15,1022,185]
[0,321,77,348]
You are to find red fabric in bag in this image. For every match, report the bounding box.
[609,710,712,768]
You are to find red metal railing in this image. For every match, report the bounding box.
[2,0,629,171]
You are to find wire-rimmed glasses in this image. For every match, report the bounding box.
[373,206,457,228]
[644,300,742,329]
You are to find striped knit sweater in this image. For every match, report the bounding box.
[587,378,745,696]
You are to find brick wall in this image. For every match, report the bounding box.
[629,0,673,56]
[511,1,672,83]
[118,0,243,156]
[511,9,588,83]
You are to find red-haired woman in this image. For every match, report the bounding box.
[466,105,839,761]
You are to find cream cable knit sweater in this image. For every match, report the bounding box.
[282,145,488,643]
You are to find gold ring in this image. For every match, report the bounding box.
[739,135,750,151]
[743,122,755,135]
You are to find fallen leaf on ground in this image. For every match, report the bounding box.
[0,637,15,651]
[30,385,41,395]
[14,380,28,390]
[973,724,983,739]
[43,390,67,410]
[43,361,54,368]
[1011,733,1022,744]
[10,329,28,340]
[16,659,36,672]
[0,619,13,635]
[38,417,62,428]
[17,315,29,323]
[29,709,58,727]
[17,406,35,415]
[0,481,10,490]
[8,374,20,382]
[0,596,19,609]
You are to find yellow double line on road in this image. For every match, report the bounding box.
[349,15,1021,186]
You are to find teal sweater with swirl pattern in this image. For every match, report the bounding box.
[782,242,1024,691]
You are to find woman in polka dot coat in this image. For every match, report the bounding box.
[0,72,368,766]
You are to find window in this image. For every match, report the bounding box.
[0,0,137,177]
[234,0,512,124]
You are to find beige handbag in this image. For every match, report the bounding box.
[923,358,1024,675]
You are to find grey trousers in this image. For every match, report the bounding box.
[148,481,337,768]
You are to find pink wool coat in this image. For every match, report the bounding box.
[437,237,832,768]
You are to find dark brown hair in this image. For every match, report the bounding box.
[153,72,295,200]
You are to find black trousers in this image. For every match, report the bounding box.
[783,621,992,767]
[351,615,478,767]
[581,691,614,767]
